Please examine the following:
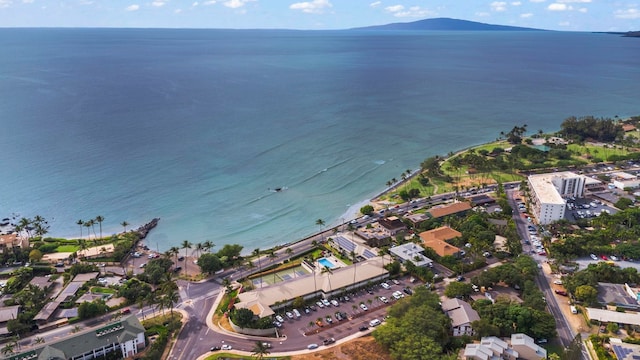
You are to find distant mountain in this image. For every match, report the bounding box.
[351,17,546,31]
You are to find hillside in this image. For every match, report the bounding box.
[352,17,545,31]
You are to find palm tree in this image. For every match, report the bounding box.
[1,342,14,356]
[350,250,358,290]
[33,336,44,345]
[194,242,204,258]
[87,219,97,240]
[203,240,215,253]
[120,221,129,233]
[95,215,104,240]
[181,240,192,274]
[161,280,179,315]
[321,265,334,294]
[170,246,180,264]
[252,341,270,360]
[84,222,92,240]
[315,219,326,243]
[76,219,84,239]
[253,248,262,289]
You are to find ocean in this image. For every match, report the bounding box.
[0,28,638,253]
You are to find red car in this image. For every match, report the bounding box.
[555,290,568,296]
[601,255,608,260]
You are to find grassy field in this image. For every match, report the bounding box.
[567,143,631,162]
[55,245,80,252]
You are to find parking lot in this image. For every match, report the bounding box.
[270,278,416,348]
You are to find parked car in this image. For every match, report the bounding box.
[369,319,381,327]
[293,309,301,318]
[275,315,284,323]
[325,316,333,324]
[590,253,598,260]
[285,312,294,319]
[360,303,368,311]
[121,308,131,315]
[210,346,220,351]
[323,337,336,345]
[221,344,232,350]
[381,282,391,289]
[330,299,339,307]
[321,299,330,307]
[379,296,388,303]
[359,325,369,331]
[403,287,413,295]
[555,290,568,296]
[307,344,319,350]
[316,301,324,308]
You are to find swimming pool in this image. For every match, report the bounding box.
[317,257,336,269]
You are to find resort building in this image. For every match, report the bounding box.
[235,257,389,318]
[5,315,146,360]
[419,226,462,257]
[428,202,472,219]
[528,171,587,225]
[405,213,430,227]
[442,298,480,337]
[0,233,28,253]
[595,283,640,311]
[611,172,640,190]
[388,243,432,267]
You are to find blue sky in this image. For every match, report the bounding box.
[0,0,638,31]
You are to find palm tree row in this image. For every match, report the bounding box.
[74,215,107,240]
[14,215,49,241]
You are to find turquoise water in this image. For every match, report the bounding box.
[0,29,638,253]
[318,258,336,269]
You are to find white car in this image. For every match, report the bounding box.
[322,299,330,307]
[293,309,301,318]
[360,303,368,311]
[590,254,598,260]
[285,311,294,319]
[553,280,563,285]
[221,344,232,350]
[392,291,404,300]
[610,255,619,261]
[369,319,381,327]
[381,282,390,289]
[330,299,339,307]
[379,296,388,303]
[316,301,324,308]
[275,315,285,323]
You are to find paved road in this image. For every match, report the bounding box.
[507,189,584,356]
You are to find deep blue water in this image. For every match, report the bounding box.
[0,29,638,253]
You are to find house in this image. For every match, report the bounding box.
[0,306,20,336]
[596,282,640,311]
[441,298,480,336]
[428,202,472,219]
[510,333,547,360]
[464,334,544,360]
[377,216,407,237]
[622,123,637,132]
[7,315,146,360]
[0,233,28,253]
[419,226,462,257]
[468,194,496,207]
[388,243,432,267]
[405,212,430,227]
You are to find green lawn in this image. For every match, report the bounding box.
[91,287,115,294]
[56,245,80,252]
[567,143,631,162]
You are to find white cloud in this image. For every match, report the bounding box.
[475,11,490,17]
[520,12,533,17]
[192,1,199,6]
[511,1,522,5]
[174,8,182,13]
[392,5,435,17]
[557,0,590,2]
[125,4,139,11]
[22,0,34,3]
[385,4,403,12]
[578,7,587,12]
[152,1,166,7]
[370,1,381,8]
[0,0,12,8]
[558,21,570,26]
[203,0,217,5]
[491,1,507,11]
[614,8,640,19]
[548,3,570,10]
[529,0,545,2]
[224,0,245,8]
[289,0,332,14]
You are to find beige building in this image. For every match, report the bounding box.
[528,171,587,225]
[419,226,462,257]
[442,298,480,336]
[235,257,389,318]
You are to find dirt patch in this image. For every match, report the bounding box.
[291,336,390,360]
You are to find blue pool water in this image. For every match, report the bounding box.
[318,258,336,269]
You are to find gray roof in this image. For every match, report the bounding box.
[442,298,480,328]
[0,306,19,323]
[4,315,144,360]
[388,243,433,267]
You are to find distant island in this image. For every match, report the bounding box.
[351,17,546,31]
